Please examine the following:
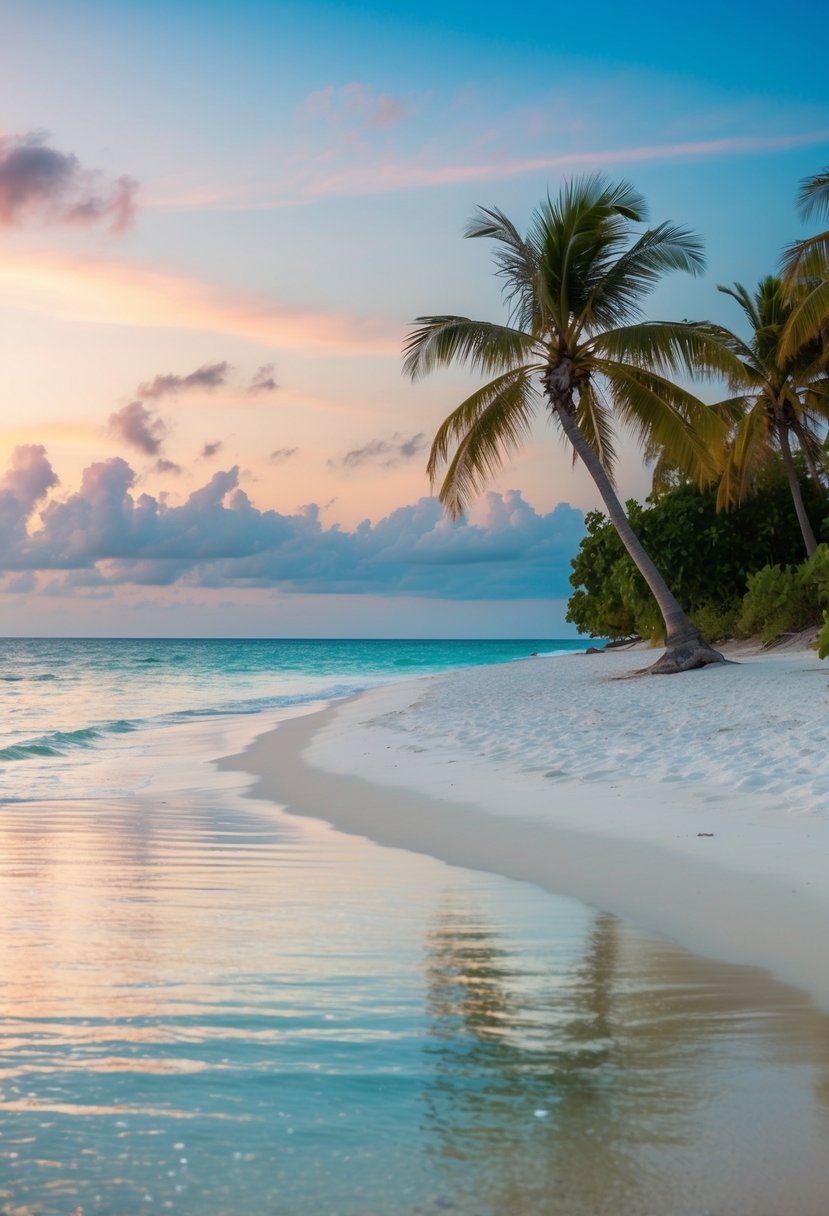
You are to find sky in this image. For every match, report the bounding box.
[1,0,827,637]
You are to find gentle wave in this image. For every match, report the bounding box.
[0,720,138,761]
[162,681,371,722]
[0,672,59,682]
[0,684,368,763]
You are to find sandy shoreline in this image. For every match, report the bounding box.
[222,645,829,1012]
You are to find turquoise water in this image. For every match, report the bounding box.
[1,638,829,1214]
[0,637,580,803]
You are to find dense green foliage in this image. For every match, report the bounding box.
[567,465,827,642]
[737,547,829,643]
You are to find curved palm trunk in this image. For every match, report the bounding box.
[553,401,725,672]
[777,423,818,556]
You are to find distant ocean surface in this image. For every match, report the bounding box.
[0,637,581,803]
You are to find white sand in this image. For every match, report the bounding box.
[230,646,829,1011]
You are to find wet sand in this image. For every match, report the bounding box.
[225,650,829,1014]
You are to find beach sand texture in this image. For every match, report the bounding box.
[233,645,829,1012]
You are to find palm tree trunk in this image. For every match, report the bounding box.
[778,423,818,556]
[553,402,725,672]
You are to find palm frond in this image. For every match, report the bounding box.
[464,206,541,331]
[531,177,648,332]
[590,320,748,384]
[782,231,829,282]
[779,278,829,361]
[711,395,753,424]
[797,166,829,221]
[803,378,829,418]
[402,316,539,381]
[783,166,829,284]
[578,224,705,332]
[574,380,618,480]
[429,369,541,517]
[715,404,774,510]
[717,282,762,332]
[596,359,725,481]
[791,416,827,482]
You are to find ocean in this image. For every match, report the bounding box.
[0,638,580,804]
[1,637,829,1215]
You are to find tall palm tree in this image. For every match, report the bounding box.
[707,276,828,557]
[403,177,729,673]
[781,165,829,358]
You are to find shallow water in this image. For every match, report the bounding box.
[0,638,577,804]
[1,716,829,1216]
[1,640,829,1214]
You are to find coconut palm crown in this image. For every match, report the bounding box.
[706,276,828,556]
[403,176,732,673]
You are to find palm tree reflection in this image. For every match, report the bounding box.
[418,896,821,1214]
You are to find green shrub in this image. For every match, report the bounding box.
[818,611,829,660]
[614,557,662,642]
[806,543,829,602]
[691,600,741,644]
[566,512,638,639]
[737,563,820,643]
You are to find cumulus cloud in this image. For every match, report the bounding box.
[247,363,278,394]
[202,440,224,459]
[155,458,183,475]
[137,360,230,400]
[0,447,585,599]
[331,432,427,470]
[1,444,58,510]
[0,132,137,232]
[270,447,298,464]
[0,445,59,562]
[109,401,167,455]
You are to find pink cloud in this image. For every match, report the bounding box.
[0,251,399,356]
[369,94,407,130]
[147,125,829,213]
[299,127,829,200]
[300,83,409,132]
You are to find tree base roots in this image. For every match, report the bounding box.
[647,636,728,675]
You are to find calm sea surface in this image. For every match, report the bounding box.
[1,638,828,1215]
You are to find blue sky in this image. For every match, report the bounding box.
[1,0,827,636]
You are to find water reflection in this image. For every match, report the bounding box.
[0,776,828,1215]
[421,899,829,1215]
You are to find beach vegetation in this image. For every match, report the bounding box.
[567,464,828,643]
[404,176,736,673]
[818,612,829,660]
[737,545,829,644]
[700,275,828,556]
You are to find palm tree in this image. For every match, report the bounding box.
[403,177,729,673]
[707,276,828,557]
[781,165,829,358]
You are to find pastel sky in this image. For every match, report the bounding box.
[1,0,827,637]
